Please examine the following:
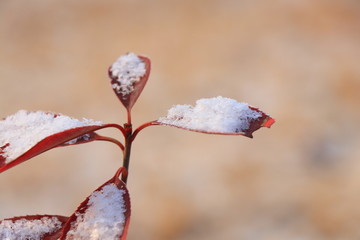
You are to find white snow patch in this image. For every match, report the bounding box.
[110,53,146,96]
[158,96,262,133]
[0,110,102,163]
[65,184,127,240]
[0,216,62,240]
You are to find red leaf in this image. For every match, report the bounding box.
[108,53,151,111]
[60,168,131,240]
[0,215,68,240]
[0,110,122,173]
[157,96,275,138]
[0,126,109,173]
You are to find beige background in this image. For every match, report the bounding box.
[1,0,360,239]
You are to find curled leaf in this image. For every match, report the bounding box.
[108,53,151,111]
[0,215,68,240]
[157,96,275,138]
[60,168,131,240]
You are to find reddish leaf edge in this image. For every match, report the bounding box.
[59,167,131,240]
[0,215,69,240]
[1,214,68,223]
[0,124,123,173]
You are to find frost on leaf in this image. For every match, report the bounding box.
[109,53,151,110]
[0,215,68,240]
[60,168,131,240]
[0,110,104,173]
[157,96,275,137]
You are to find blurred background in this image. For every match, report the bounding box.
[1,0,360,239]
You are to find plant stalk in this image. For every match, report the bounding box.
[121,124,133,183]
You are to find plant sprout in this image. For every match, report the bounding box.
[0,53,274,239]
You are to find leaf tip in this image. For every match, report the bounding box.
[262,117,275,128]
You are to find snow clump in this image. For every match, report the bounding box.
[110,53,146,96]
[158,96,262,133]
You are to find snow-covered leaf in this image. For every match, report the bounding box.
[0,215,68,240]
[108,53,151,111]
[157,96,275,138]
[0,110,105,173]
[60,168,131,240]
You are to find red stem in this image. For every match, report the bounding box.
[114,167,127,183]
[126,108,132,125]
[94,135,125,152]
[113,119,160,183]
[103,123,127,137]
[131,121,160,142]
[121,124,133,183]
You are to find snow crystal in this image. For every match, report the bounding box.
[158,96,262,133]
[0,110,102,163]
[110,53,146,95]
[0,216,62,240]
[65,184,127,240]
